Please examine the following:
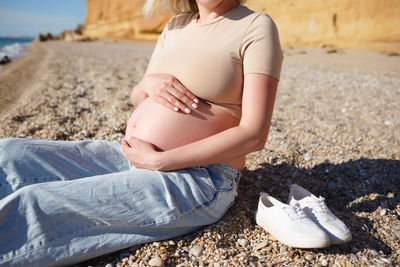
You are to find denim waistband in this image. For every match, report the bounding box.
[206,163,241,184]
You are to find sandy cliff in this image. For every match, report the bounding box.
[84,0,171,41]
[84,0,400,52]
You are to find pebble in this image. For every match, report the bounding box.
[380,209,387,216]
[238,238,249,247]
[105,264,113,267]
[305,254,314,261]
[189,245,204,257]
[148,256,163,267]
[320,259,328,266]
[255,241,268,250]
[304,152,312,161]
[328,181,336,190]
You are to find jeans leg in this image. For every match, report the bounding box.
[0,138,131,199]
[0,164,239,267]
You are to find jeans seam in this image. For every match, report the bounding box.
[0,176,61,186]
[1,222,103,259]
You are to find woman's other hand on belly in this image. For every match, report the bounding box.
[131,73,199,113]
[122,137,163,170]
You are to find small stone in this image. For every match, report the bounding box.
[255,241,268,250]
[153,241,161,248]
[168,240,176,246]
[321,259,328,266]
[131,263,139,267]
[148,256,163,267]
[238,238,249,248]
[304,152,312,161]
[104,264,113,267]
[268,235,277,242]
[305,254,314,261]
[384,120,392,125]
[380,209,387,216]
[328,181,336,190]
[189,245,204,257]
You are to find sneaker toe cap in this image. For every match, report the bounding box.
[323,219,352,244]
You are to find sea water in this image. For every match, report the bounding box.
[0,37,34,60]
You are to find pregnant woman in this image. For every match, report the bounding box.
[0,0,282,266]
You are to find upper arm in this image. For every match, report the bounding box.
[241,14,283,80]
[238,14,282,145]
[240,73,278,145]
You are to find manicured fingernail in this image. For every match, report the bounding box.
[194,98,199,103]
[173,106,179,112]
[192,103,198,109]
[184,107,191,113]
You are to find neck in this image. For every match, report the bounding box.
[196,1,238,23]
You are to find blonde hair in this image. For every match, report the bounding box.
[143,0,245,18]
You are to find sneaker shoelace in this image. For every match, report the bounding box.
[283,204,308,221]
[305,197,329,214]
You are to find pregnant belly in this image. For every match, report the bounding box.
[125,98,245,169]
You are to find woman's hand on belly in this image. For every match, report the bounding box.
[122,137,162,170]
[134,73,199,113]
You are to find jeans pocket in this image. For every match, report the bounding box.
[201,164,239,193]
[191,166,217,204]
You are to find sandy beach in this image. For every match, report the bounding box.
[0,40,399,266]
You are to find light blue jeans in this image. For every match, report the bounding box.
[0,138,240,267]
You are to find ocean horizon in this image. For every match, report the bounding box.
[0,36,34,62]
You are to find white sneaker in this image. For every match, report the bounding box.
[288,184,352,245]
[255,193,330,248]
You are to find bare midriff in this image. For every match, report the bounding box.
[125,98,245,170]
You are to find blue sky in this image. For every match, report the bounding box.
[0,0,86,37]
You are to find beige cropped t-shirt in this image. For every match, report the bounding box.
[148,5,283,119]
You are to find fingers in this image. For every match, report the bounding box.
[145,74,199,113]
[122,139,132,148]
[171,79,199,108]
[163,92,192,113]
[157,97,189,113]
[168,87,198,112]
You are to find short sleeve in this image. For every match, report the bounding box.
[151,17,173,60]
[240,14,283,80]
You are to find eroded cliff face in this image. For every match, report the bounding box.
[246,0,400,52]
[84,0,400,52]
[84,0,171,40]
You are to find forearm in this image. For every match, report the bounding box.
[158,124,269,171]
[130,83,148,107]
